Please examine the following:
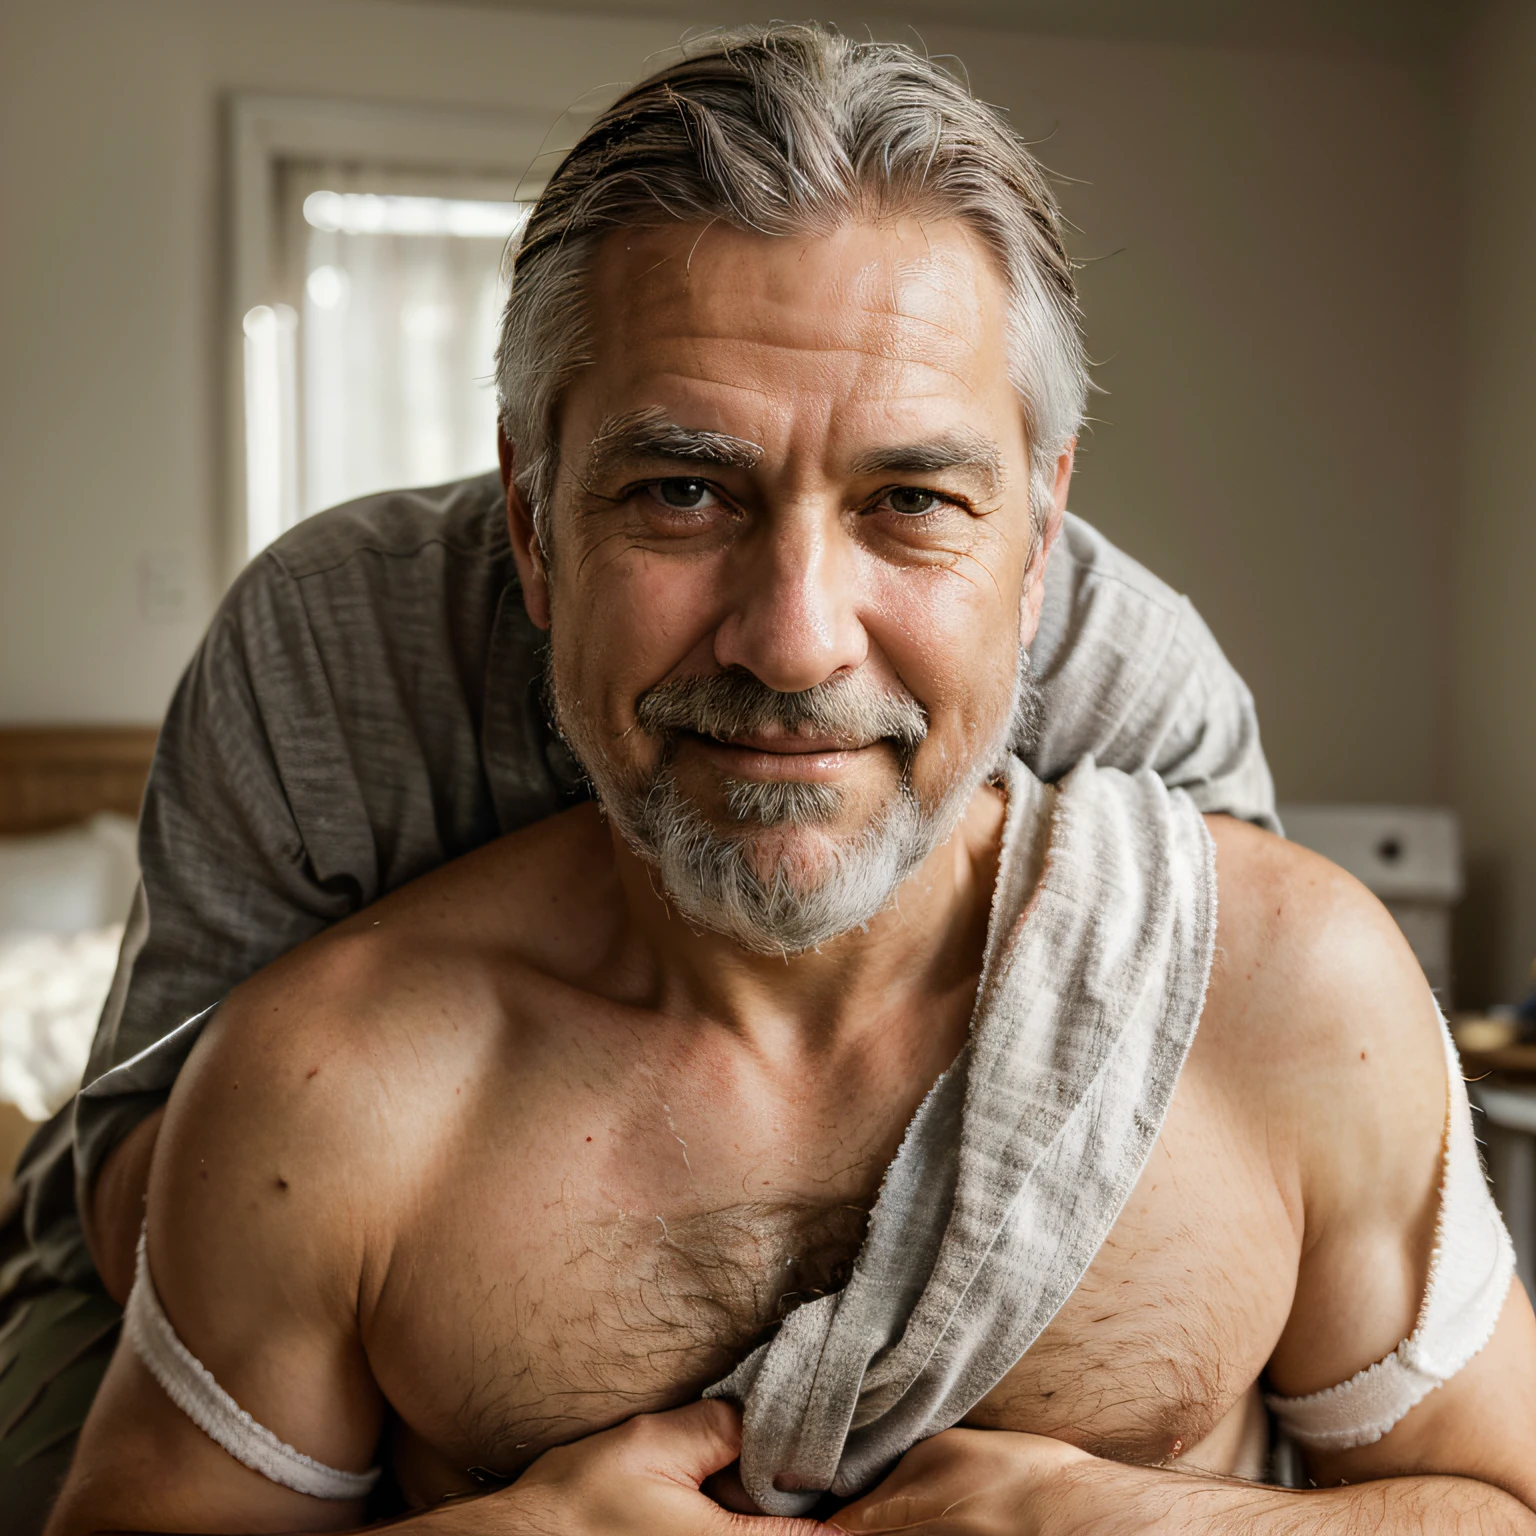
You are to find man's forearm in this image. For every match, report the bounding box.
[57,1400,819,1536]
[101,1494,506,1536]
[1055,1462,1536,1536]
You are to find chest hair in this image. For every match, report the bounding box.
[455,1195,872,1458]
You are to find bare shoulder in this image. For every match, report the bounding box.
[167,800,617,1132]
[1198,813,1445,1126]
[145,924,455,1341]
[150,799,618,1312]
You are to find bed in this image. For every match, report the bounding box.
[0,727,157,1189]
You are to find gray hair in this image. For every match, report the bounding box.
[495,23,1087,550]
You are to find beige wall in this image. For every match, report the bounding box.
[0,7,1462,806]
[1453,0,1536,1006]
[969,38,1456,808]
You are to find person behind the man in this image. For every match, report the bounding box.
[34,24,1536,1536]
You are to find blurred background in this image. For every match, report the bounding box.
[0,0,1533,1196]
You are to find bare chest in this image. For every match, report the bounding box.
[370,1070,1297,1501]
[966,1095,1298,1465]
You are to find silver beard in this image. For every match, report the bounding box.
[549,658,1037,956]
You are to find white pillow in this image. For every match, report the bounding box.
[0,813,140,938]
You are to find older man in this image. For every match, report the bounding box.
[36,24,1536,1536]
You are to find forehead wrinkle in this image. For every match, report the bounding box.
[885,306,989,362]
[659,320,990,399]
[647,347,987,407]
[631,331,930,361]
[623,305,984,369]
[848,246,997,325]
[678,312,982,368]
[844,287,998,369]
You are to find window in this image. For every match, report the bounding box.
[229,98,569,570]
[244,171,530,553]
[298,187,527,520]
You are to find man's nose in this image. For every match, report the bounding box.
[712,514,868,692]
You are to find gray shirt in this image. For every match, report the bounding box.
[10,472,1275,1289]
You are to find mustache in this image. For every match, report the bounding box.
[634,669,929,758]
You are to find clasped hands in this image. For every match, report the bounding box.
[472,1399,1096,1536]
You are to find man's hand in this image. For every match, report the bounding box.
[829,1429,1088,1535]
[48,1397,828,1535]
[481,1401,827,1536]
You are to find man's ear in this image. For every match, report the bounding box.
[1019,438,1074,647]
[499,428,551,632]
[1044,437,1074,548]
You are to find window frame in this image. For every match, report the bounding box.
[225,94,573,581]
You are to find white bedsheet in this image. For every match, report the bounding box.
[0,924,123,1121]
[0,811,138,1124]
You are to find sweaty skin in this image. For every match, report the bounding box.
[48,220,1536,1535]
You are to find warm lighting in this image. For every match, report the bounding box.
[302,191,529,240]
[305,264,350,311]
[242,304,298,559]
[240,190,522,557]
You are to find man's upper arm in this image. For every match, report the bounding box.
[1226,826,1536,1506]
[48,995,386,1535]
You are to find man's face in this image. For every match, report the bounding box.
[518,216,1052,950]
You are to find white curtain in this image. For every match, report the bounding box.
[247,160,528,554]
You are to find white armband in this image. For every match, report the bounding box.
[124,1227,381,1499]
[1265,1014,1516,1451]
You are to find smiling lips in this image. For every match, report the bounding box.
[682,729,881,782]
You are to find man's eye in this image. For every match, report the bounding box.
[884,488,944,517]
[647,479,719,511]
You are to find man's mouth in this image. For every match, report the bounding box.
[632,670,929,772]
[709,729,869,754]
[679,729,879,781]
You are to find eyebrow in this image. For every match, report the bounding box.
[849,431,1004,495]
[585,407,763,481]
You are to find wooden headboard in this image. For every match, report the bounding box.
[0,727,159,836]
